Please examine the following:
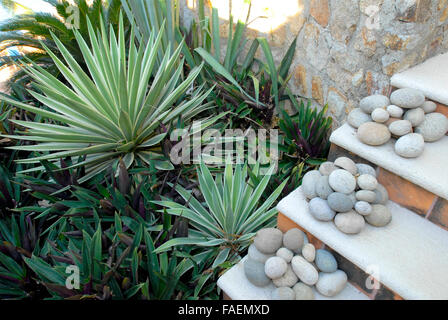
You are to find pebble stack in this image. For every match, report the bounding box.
[347,88,448,158]
[303,157,392,235]
[244,227,347,300]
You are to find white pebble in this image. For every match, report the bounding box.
[276,247,294,263]
[265,257,287,279]
[357,174,378,191]
[371,108,390,123]
[386,105,404,118]
[302,243,316,262]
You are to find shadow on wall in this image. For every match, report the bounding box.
[184,0,448,127]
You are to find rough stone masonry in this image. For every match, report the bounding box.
[182,0,448,128]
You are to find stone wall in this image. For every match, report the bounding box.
[182,0,448,127]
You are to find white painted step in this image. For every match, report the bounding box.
[217,256,369,300]
[391,52,448,106]
[277,187,448,300]
[330,123,448,201]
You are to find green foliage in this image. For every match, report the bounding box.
[153,161,287,268]
[1,15,219,182]
[0,0,125,87]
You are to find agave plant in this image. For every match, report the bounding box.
[0,15,219,183]
[0,0,124,88]
[153,161,287,268]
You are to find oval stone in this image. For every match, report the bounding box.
[356,163,377,177]
[359,95,390,114]
[374,184,389,204]
[389,119,412,137]
[395,133,425,158]
[316,270,348,297]
[355,201,372,215]
[329,169,357,194]
[302,243,316,262]
[315,249,338,273]
[272,287,295,300]
[283,228,305,253]
[415,113,448,142]
[273,265,298,288]
[357,174,378,191]
[356,190,377,202]
[291,256,319,286]
[265,256,287,279]
[334,157,358,175]
[244,259,271,287]
[390,88,425,108]
[365,204,392,227]
[328,192,354,212]
[357,122,391,146]
[302,170,322,199]
[334,211,365,234]
[309,198,336,222]
[248,244,273,263]
[347,108,372,128]
[386,105,404,118]
[371,108,390,123]
[293,283,315,300]
[422,101,437,113]
[319,161,337,176]
[276,247,294,263]
[315,175,334,200]
[254,228,283,254]
[404,108,425,127]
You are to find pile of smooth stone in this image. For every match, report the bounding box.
[347,87,448,158]
[302,156,391,234]
[244,227,347,300]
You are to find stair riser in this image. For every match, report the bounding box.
[329,144,448,231]
[277,213,403,300]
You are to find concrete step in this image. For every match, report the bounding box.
[329,123,448,230]
[217,256,370,300]
[276,187,448,300]
[391,52,448,108]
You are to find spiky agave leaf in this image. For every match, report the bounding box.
[1,15,215,183]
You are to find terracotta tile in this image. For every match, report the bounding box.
[428,197,448,230]
[222,292,231,300]
[377,168,437,217]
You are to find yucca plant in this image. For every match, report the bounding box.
[153,161,287,268]
[0,15,220,183]
[0,0,125,88]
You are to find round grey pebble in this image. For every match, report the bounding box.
[390,88,425,108]
[422,101,437,113]
[283,228,305,253]
[272,287,295,300]
[316,270,348,297]
[265,257,287,279]
[374,184,389,204]
[327,192,354,212]
[404,108,425,127]
[254,228,283,254]
[387,105,404,118]
[329,169,357,194]
[334,211,365,234]
[293,283,315,300]
[273,265,298,288]
[315,175,334,200]
[276,247,294,263]
[315,249,338,273]
[356,163,376,177]
[302,170,322,199]
[309,198,336,222]
[357,174,378,191]
[415,113,448,142]
[334,157,358,175]
[359,95,390,114]
[357,122,391,146]
[347,108,372,128]
[395,133,425,158]
[244,259,271,287]
[355,201,372,215]
[248,244,273,263]
[365,204,392,227]
[356,190,377,202]
[319,161,337,176]
[371,108,390,123]
[389,119,412,137]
